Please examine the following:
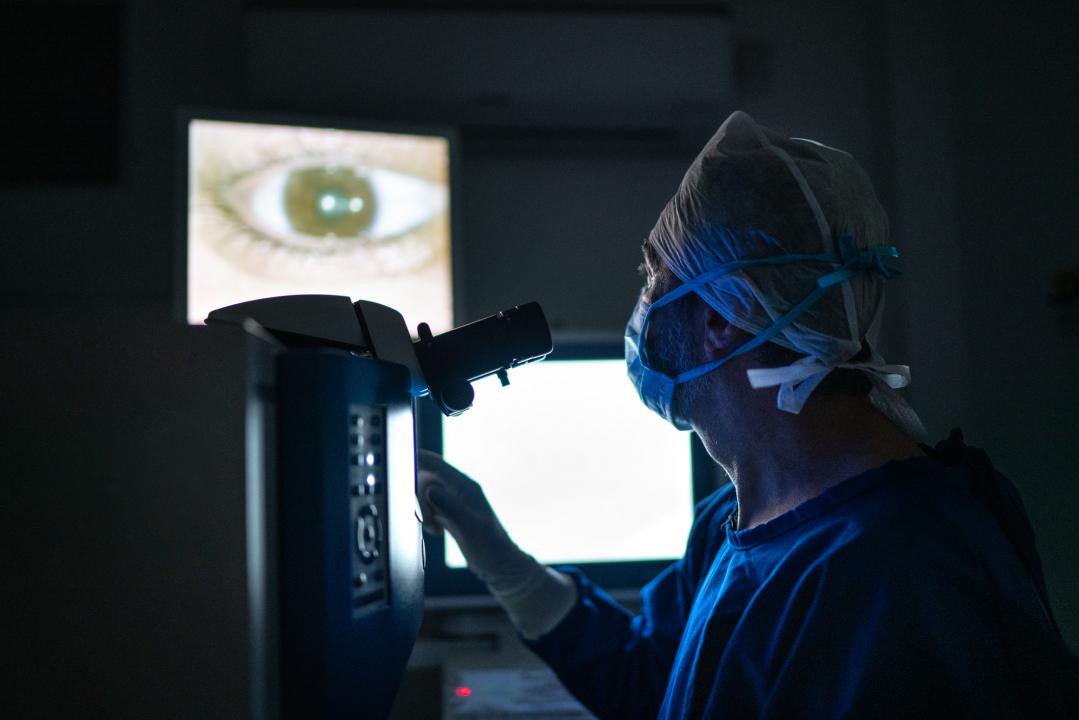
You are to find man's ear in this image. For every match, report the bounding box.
[702,305,749,359]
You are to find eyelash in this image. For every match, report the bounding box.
[206,152,360,256]
[199,194,303,257]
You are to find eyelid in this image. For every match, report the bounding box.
[218,157,446,254]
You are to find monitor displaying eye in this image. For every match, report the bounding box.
[219,159,447,254]
[186,118,453,331]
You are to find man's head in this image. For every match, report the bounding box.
[638,240,873,428]
[628,111,924,440]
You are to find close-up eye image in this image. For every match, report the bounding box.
[187,119,452,330]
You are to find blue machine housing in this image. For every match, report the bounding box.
[277,349,424,719]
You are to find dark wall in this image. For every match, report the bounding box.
[942,0,1079,646]
[2,0,1077,654]
[1,0,244,299]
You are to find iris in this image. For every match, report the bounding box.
[283,166,377,238]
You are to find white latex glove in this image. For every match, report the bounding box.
[417,449,577,639]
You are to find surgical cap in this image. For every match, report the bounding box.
[648,111,926,440]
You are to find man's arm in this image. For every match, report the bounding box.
[419,451,733,720]
[523,563,692,719]
[752,532,1079,718]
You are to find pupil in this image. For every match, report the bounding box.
[283,166,377,237]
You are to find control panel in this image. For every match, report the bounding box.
[349,403,389,618]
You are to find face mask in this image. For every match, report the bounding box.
[625,292,691,431]
[625,236,901,430]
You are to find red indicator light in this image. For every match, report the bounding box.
[454,687,472,698]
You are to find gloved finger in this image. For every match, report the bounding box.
[418,449,476,489]
[423,483,475,533]
[416,471,448,531]
[418,472,481,540]
[418,454,503,552]
[420,520,444,538]
[417,467,440,496]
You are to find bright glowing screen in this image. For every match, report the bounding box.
[187,119,452,331]
[442,358,695,567]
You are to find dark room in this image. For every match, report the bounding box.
[3,1,1078,718]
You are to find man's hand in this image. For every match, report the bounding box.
[417,449,533,587]
[417,449,578,639]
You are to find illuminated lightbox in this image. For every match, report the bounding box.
[442,358,695,568]
[186,118,453,332]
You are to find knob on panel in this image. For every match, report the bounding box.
[356,505,381,563]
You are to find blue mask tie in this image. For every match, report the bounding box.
[625,236,900,430]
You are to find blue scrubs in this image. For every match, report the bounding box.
[526,432,1079,718]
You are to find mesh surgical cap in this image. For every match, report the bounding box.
[648,111,926,440]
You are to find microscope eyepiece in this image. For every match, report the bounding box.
[205,294,553,417]
[412,302,553,415]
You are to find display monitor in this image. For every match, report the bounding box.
[422,344,713,602]
[179,112,457,332]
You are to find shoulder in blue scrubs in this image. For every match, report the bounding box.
[525,431,1079,718]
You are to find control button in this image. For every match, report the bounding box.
[356,506,381,562]
[369,414,381,427]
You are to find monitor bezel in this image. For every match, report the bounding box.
[419,340,716,605]
[173,107,464,328]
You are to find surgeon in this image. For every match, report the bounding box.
[418,111,1079,717]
